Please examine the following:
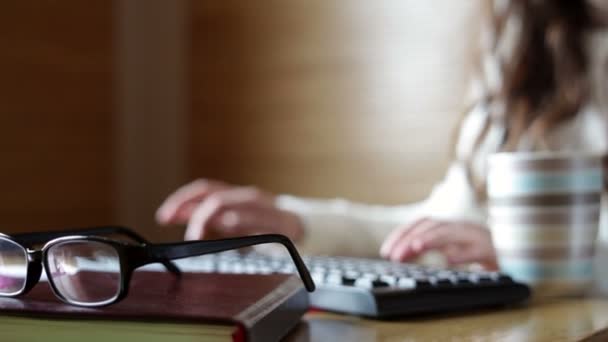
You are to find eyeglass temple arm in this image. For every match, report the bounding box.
[147,234,315,292]
[13,226,181,275]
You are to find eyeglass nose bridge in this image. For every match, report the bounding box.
[26,249,42,263]
[19,249,43,295]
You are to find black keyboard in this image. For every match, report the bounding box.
[173,251,531,318]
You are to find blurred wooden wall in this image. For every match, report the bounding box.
[0,1,115,232]
[0,1,480,240]
[190,1,480,204]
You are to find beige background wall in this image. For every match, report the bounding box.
[189,1,480,204]
[0,1,480,241]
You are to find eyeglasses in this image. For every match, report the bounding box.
[0,226,314,307]
[8,226,181,273]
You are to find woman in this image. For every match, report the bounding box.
[156,1,608,275]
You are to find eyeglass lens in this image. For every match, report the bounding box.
[46,240,122,305]
[0,237,28,295]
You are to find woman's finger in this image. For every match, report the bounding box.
[210,207,291,237]
[414,224,497,268]
[380,218,428,258]
[184,187,273,240]
[441,234,497,269]
[387,220,445,262]
[156,179,226,224]
[414,224,470,252]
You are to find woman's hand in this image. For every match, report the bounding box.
[380,218,498,270]
[156,179,304,241]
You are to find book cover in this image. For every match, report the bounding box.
[0,271,308,342]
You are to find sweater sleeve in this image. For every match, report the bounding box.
[276,195,422,257]
[276,161,485,257]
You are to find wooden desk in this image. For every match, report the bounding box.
[287,298,608,341]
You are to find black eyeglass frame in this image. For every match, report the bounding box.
[0,231,315,307]
[11,226,181,274]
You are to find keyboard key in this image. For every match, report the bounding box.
[455,274,474,285]
[436,271,455,278]
[477,275,495,284]
[361,272,379,280]
[341,276,357,286]
[325,274,359,286]
[325,273,343,285]
[354,278,390,289]
[496,274,513,283]
[414,278,435,288]
[344,270,360,278]
[379,275,397,287]
[311,272,325,285]
[396,277,416,289]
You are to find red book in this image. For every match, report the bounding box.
[0,272,308,341]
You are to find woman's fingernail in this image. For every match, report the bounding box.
[411,239,423,252]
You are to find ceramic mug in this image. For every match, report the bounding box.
[487,152,604,296]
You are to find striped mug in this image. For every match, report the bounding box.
[487,152,603,296]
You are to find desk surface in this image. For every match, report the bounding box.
[288,297,608,341]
